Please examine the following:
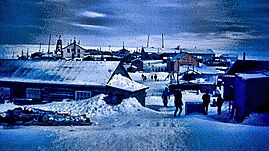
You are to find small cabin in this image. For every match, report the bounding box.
[233,73,269,119]
[131,59,143,71]
[181,48,215,64]
[223,60,269,120]
[167,52,198,72]
[148,53,161,60]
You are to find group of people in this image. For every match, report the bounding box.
[162,87,183,117]
[141,74,158,81]
[141,74,147,81]
[202,90,223,115]
[162,88,223,117]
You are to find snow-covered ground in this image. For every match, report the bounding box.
[1,71,269,151]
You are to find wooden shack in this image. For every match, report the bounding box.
[181,48,215,64]
[233,73,269,119]
[167,52,198,72]
[224,60,269,119]
[0,60,148,106]
[131,59,144,71]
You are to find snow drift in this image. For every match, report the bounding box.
[0,94,145,119]
[107,74,148,91]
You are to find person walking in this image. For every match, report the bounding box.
[202,90,210,115]
[174,89,183,117]
[162,87,170,107]
[216,94,223,115]
[154,74,157,81]
[141,74,145,81]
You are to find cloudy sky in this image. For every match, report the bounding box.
[0,0,268,49]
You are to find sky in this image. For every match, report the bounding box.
[0,0,269,51]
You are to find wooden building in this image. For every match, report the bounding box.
[167,52,198,72]
[233,73,269,120]
[181,48,215,64]
[62,40,87,60]
[223,60,269,120]
[131,59,144,71]
[0,60,148,106]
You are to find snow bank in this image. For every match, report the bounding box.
[242,113,269,126]
[0,95,145,119]
[0,102,18,112]
[27,94,144,118]
[107,74,148,91]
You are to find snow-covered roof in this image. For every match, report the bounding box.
[107,74,148,92]
[143,47,181,54]
[237,73,269,80]
[181,48,215,55]
[171,53,186,61]
[143,47,214,55]
[0,60,120,86]
[62,41,87,50]
[226,60,269,75]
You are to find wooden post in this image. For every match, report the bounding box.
[147,34,150,47]
[48,35,51,56]
[161,33,164,48]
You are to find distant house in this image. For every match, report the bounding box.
[140,47,148,60]
[167,52,198,72]
[223,60,269,120]
[143,47,180,62]
[148,53,161,60]
[220,53,238,62]
[131,59,143,71]
[0,60,148,106]
[142,47,215,64]
[181,48,215,64]
[62,40,87,60]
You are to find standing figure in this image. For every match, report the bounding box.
[141,74,145,81]
[162,87,170,107]
[202,90,210,115]
[143,75,147,81]
[216,94,223,115]
[174,89,183,117]
[154,74,157,81]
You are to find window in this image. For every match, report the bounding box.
[26,88,41,99]
[0,87,10,99]
[78,54,80,58]
[67,49,70,53]
[77,49,80,53]
[75,91,91,100]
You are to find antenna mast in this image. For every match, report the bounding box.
[48,35,51,56]
[147,34,150,47]
[161,33,164,48]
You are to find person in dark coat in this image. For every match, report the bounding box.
[174,89,183,117]
[202,90,210,115]
[141,74,145,81]
[162,87,170,107]
[216,94,223,115]
[154,74,157,81]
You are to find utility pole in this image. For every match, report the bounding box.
[48,35,51,56]
[162,33,164,48]
[39,43,42,52]
[147,34,150,47]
